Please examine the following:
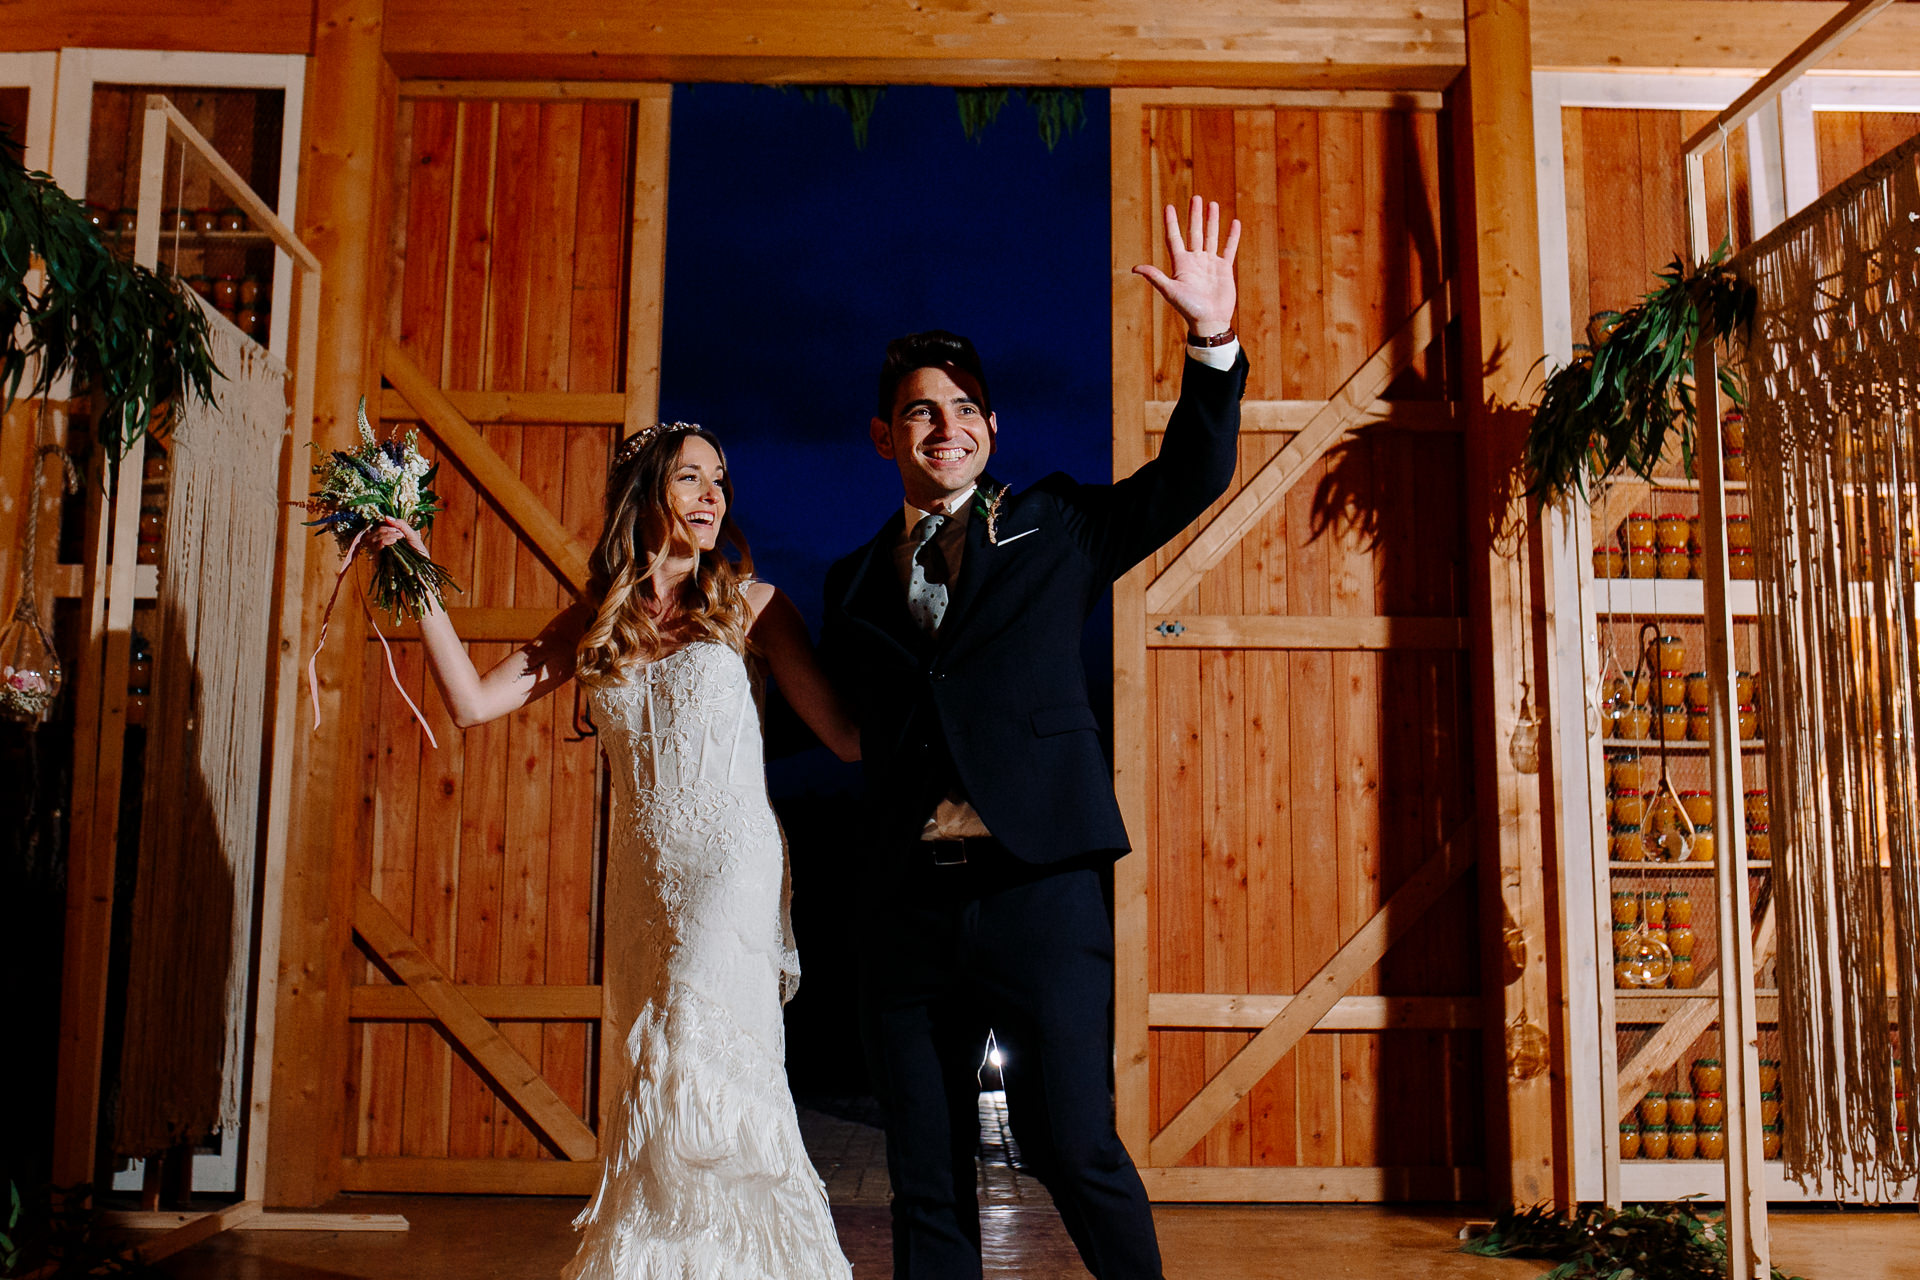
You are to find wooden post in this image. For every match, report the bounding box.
[1452,0,1567,1209]
[266,0,396,1207]
[622,86,671,437]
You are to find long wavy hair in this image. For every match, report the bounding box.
[575,424,754,685]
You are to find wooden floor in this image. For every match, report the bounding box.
[144,1195,1919,1279]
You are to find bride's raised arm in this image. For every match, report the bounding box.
[373,515,591,728]
[743,581,860,762]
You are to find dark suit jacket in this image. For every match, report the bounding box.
[821,352,1249,865]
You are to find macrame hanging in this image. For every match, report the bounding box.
[113,299,287,1154]
[0,404,79,723]
[1739,127,1920,1200]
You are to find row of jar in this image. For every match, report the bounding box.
[1601,771,1772,828]
[83,204,256,234]
[184,274,271,341]
[1622,1120,1784,1160]
[1613,926,1699,987]
[1596,513,1756,579]
[1610,821,1771,862]
[1595,544,1758,581]
[1603,702,1763,742]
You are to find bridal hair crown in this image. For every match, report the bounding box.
[615,421,701,469]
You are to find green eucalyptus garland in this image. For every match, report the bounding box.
[0,126,218,468]
[783,85,1087,150]
[1525,246,1755,503]
[1462,1201,1806,1280]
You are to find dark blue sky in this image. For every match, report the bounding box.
[657,84,1112,631]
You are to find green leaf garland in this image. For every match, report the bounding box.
[1462,1201,1807,1280]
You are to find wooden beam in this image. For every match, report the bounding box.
[382,339,594,597]
[1145,615,1467,651]
[1147,993,1482,1031]
[378,388,626,424]
[340,1155,601,1195]
[1107,87,1445,112]
[127,1202,264,1266]
[1145,398,1459,434]
[381,606,562,642]
[624,87,672,435]
[401,79,677,100]
[1683,0,1896,157]
[349,983,603,1020]
[352,889,599,1160]
[147,96,322,272]
[103,1209,409,1232]
[1533,1,1920,74]
[1147,827,1474,1166]
[1139,1165,1483,1203]
[1454,0,1564,1210]
[0,0,314,54]
[1143,291,1445,614]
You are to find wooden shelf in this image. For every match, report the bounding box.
[1607,861,1772,872]
[102,227,277,247]
[1600,738,1766,751]
[1589,577,1761,616]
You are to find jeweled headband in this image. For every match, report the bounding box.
[614,421,701,469]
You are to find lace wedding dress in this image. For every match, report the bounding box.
[565,640,851,1280]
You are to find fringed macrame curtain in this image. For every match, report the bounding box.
[114,300,287,1155]
[1740,128,1920,1200]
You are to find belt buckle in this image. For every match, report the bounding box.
[930,839,968,867]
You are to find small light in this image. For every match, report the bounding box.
[988,1048,1005,1069]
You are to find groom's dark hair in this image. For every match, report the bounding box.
[876,329,993,420]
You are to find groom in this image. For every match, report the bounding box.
[820,197,1245,1280]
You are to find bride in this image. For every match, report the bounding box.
[375,421,858,1279]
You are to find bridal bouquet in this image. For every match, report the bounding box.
[305,398,460,621]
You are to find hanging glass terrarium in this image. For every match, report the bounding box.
[0,603,61,722]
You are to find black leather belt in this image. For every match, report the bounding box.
[922,836,995,866]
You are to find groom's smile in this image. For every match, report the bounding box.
[870,364,998,509]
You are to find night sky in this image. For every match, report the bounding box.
[656,84,1115,790]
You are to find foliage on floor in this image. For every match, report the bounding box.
[1460,1201,1807,1280]
[2,1185,156,1278]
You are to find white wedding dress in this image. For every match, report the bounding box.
[565,640,852,1280]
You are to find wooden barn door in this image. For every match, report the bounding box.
[339,85,670,1195]
[1110,89,1486,1201]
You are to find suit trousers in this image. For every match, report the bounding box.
[859,845,1163,1280]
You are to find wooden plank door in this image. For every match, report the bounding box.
[1109,89,1487,1202]
[338,86,668,1196]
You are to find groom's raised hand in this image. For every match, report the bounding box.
[1132,195,1240,341]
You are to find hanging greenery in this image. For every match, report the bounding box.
[781,85,1088,150]
[1524,245,1754,503]
[1461,1201,1806,1280]
[0,126,218,468]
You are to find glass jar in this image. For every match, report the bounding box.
[1660,705,1689,741]
[186,273,214,300]
[1726,448,1749,482]
[1594,546,1626,578]
[113,206,138,231]
[217,206,247,232]
[1611,891,1640,925]
[1735,671,1755,704]
[239,275,264,306]
[1659,549,1693,579]
[1738,704,1760,739]
[1667,924,1696,958]
[1688,706,1712,741]
[1697,1092,1726,1127]
[1640,1091,1669,1127]
[1744,789,1769,827]
[1699,1123,1726,1160]
[1657,513,1693,549]
[1626,512,1656,546]
[1748,824,1771,859]
[1611,824,1645,862]
[1723,408,1747,450]
[1726,513,1753,549]
[234,306,261,337]
[211,274,240,310]
[1612,790,1648,826]
[1762,1124,1783,1159]
[126,691,148,725]
[1758,1058,1780,1091]
[194,207,220,232]
[1612,922,1637,959]
[1669,1092,1698,1128]
[1684,671,1711,706]
[1679,790,1714,826]
[1693,1059,1725,1095]
[1642,1124,1671,1160]
[83,202,113,229]
[1609,751,1644,791]
[1667,890,1693,926]
[164,205,193,231]
[1729,549,1756,579]
[1760,1091,1782,1126]
[1654,635,1686,671]
[1617,705,1653,741]
[1670,1126,1699,1160]
[1628,545,1658,579]
[1643,893,1667,927]
[1620,1122,1642,1159]
[1656,670,1687,706]
[1689,823,1715,863]
[1654,826,1690,863]
[1671,954,1696,988]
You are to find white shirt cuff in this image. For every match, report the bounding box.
[1187,338,1241,371]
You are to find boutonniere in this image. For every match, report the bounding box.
[972,481,1008,545]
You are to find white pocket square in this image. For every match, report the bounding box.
[995,528,1039,546]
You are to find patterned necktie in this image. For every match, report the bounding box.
[906,513,948,635]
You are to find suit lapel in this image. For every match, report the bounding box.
[935,479,1002,651]
[839,511,923,661]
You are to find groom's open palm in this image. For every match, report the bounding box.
[1133,194,1241,337]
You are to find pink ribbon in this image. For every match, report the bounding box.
[307,527,439,749]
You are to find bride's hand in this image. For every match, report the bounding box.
[373,515,431,558]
